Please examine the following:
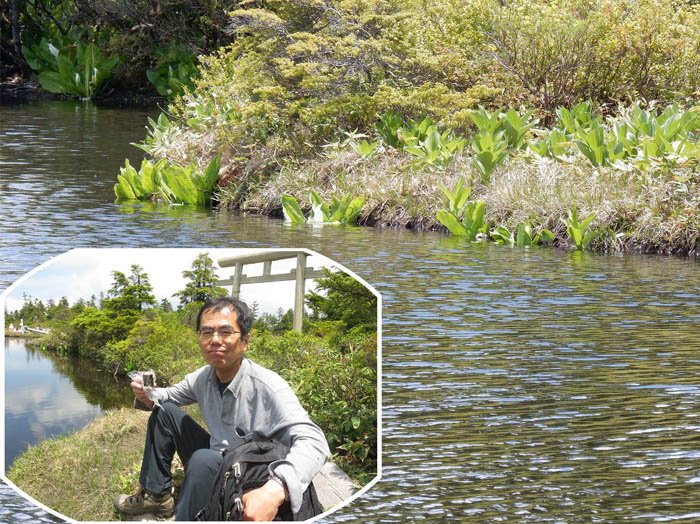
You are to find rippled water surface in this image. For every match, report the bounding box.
[2,100,700,522]
[0,482,61,523]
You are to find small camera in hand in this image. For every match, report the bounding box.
[142,370,155,388]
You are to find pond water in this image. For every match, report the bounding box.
[4,337,133,466]
[2,100,700,522]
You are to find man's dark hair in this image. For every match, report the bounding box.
[196,296,253,338]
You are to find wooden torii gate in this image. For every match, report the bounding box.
[216,250,326,332]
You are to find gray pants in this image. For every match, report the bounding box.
[139,402,223,521]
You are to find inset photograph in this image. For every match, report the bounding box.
[2,248,380,522]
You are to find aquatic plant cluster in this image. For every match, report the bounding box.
[114,154,221,207]
[116,97,700,254]
[22,30,118,98]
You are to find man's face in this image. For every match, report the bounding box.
[198,306,249,382]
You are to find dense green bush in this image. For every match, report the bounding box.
[179,0,494,147]
[467,0,700,114]
[104,311,200,383]
[249,330,377,480]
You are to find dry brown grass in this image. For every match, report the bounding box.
[243,148,456,228]
[477,157,700,254]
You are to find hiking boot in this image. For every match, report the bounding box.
[114,486,174,516]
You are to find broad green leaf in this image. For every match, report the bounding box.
[579,211,596,232]
[329,197,350,223]
[21,45,43,71]
[114,175,136,201]
[537,229,554,243]
[202,153,221,192]
[344,197,365,225]
[424,130,441,154]
[37,71,65,94]
[436,210,467,236]
[281,195,306,223]
[490,225,513,244]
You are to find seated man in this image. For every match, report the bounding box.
[114,296,330,521]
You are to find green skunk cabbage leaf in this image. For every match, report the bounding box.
[344,197,365,225]
[37,71,65,94]
[436,210,467,236]
[282,195,306,223]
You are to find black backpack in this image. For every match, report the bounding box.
[195,432,322,521]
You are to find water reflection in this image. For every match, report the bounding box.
[2,101,700,522]
[5,338,132,466]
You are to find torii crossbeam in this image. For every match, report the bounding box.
[216,250,326,332]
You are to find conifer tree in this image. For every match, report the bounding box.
[173,253,227,307]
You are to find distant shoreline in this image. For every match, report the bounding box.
[4,331,41,338]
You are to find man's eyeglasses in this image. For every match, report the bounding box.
[198,327,240,340]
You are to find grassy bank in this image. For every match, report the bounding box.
[141,119,700,256]
[246,151,700,255]
[7,408,152,521]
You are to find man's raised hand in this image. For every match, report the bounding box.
[131,376,154,409]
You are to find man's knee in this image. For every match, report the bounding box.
[149,401,184,426]
[187,448,222,476]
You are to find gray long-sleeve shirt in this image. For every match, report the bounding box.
[147,357,329,513]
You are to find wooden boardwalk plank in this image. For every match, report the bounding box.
[313,462,360,511]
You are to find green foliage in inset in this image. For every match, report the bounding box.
[67,265,156,357]
[563,206,597,250]
[306,269,377,331]
[249,330,377,474]
[104,312,200,383]
[172,253,227,308]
